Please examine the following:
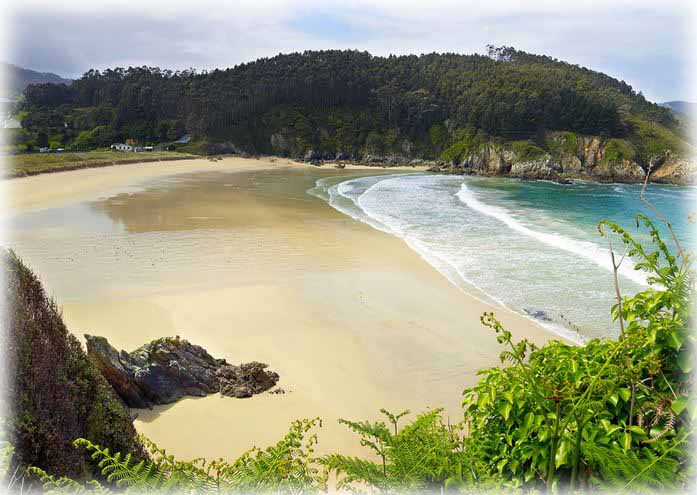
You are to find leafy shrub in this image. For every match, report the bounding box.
[545,131,579,156]
[323,409,472,492]
[71,125,114,150]
[601,138,637,164]
[461,214,692,492]
[508,140,548,161]
[440,127,488,164]
[628,116,690,162]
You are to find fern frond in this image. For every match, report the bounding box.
[582,443,681,492]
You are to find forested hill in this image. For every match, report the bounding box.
[1,63,72,98]
[15,47,691,172]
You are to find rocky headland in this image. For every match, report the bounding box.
[298,132,695,185]
[85,335,280,409]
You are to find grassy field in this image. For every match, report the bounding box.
[3,150,199,178]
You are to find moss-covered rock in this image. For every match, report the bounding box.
[0,250,142,479]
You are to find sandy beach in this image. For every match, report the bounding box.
[4,156,558,461]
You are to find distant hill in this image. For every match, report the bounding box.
[2,62,72,98]
[660,101,695,116]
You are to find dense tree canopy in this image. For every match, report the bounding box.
[18,48,681,158]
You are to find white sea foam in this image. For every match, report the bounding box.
[306,172,694,342]
[455,182,649,287]
[309,174,590,343]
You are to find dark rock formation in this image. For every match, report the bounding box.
[216,362,280,398]
[1,250,142,479]
[85,335,280,408]
[524,308,553,322]
[303,149,322,163]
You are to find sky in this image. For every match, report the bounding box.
[3,0,695,103]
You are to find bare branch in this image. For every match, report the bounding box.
[605,232,625,339]
[640,166,685,265]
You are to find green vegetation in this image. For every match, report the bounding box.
[324,409,472,492]
[508,141,548,161]
[440,127,489,164]
[12,48,689,163]
[545,131,579,157]
[25,420,324,494]
[601,139,638,165]
[5,150,197,178]
[72,126,115,150]
[3,207,692,493]
[1,250,142,480]
[627,116,691,163]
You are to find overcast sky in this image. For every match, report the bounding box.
[4,0,695,103]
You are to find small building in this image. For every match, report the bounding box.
[111,143,133,152]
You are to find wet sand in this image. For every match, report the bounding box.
[4,156,558,461]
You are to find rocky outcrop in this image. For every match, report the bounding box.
[591,159,645,182]
[461,145,515,175]
[270,132,291,155]
[510,157,562,179]
[290,131,695,184]
[303,149,322,164]
[432,135,696,184]
[216,362,280,398]
[648,151,697,184]
[85,335,279,408]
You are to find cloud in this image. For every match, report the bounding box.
[4,0,695,102]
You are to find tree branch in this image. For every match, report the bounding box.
[640,166,685,265]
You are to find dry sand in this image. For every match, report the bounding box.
[4,156,559,461]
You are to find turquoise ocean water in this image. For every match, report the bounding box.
[309,174,695,342]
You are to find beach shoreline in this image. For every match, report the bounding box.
[5,155,562,461]
[4,156,429,212]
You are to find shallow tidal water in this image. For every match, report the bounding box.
[6,167,694,343]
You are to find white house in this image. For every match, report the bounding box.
[111,143,133,152]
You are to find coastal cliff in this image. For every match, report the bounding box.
[297,130,695,184]
[0,250,141,479]
[435,132,695,184]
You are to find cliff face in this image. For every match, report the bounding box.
[0,251,141,479]
[292,125,694,184]
[436,133,696,184]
